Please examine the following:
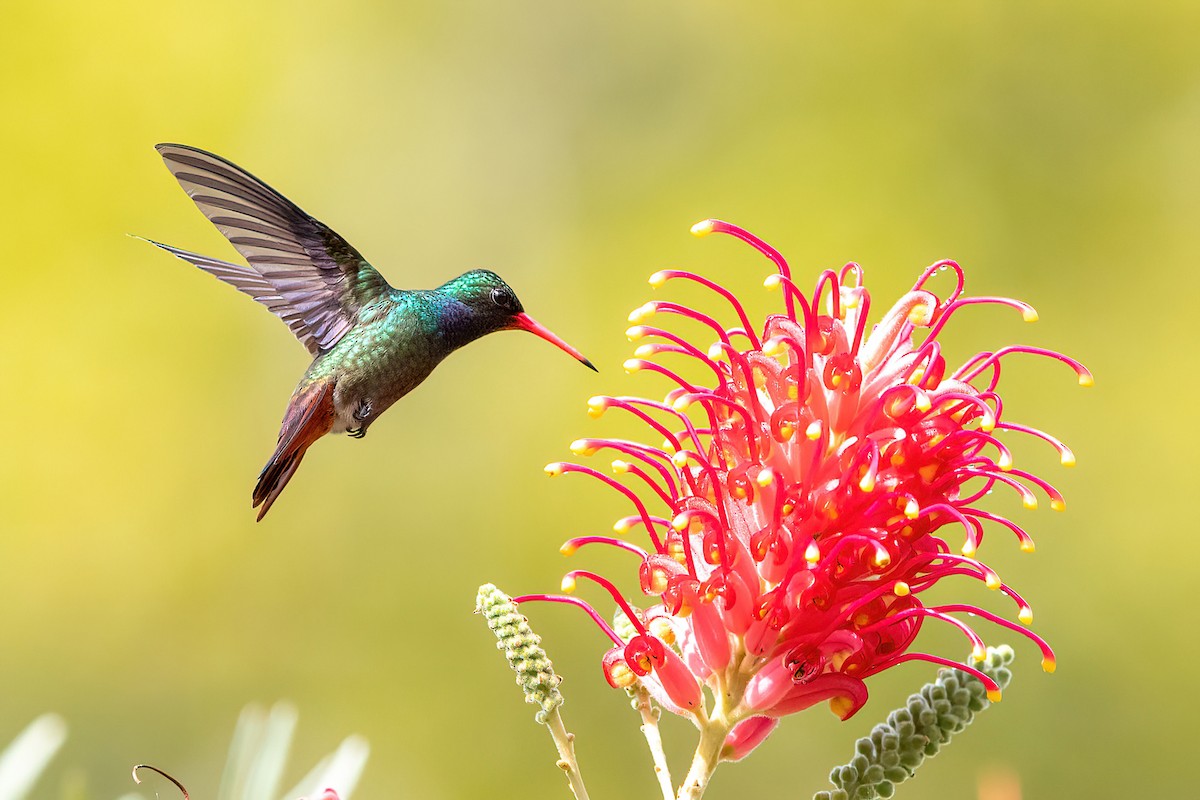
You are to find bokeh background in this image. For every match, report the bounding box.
[1,1,1194,798]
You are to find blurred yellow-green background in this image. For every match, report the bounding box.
[1,1,1194,798]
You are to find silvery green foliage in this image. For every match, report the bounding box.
[0,714,67,800]
[216,702,370,800]
[0,705,366,800]
[813,645,1016,800]
[476,584,564,723]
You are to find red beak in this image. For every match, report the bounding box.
[512,313,597,371]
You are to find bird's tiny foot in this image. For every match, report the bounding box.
[347,426,367,439]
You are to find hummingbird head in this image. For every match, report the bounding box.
[440,270,596,371]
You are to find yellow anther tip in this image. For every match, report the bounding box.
[569,439,595,456]
[626,326,646,341]
[634,344,656,358]
[829,696,855,720]
[1042,657,1057,674]
[672,395,693,411]
[961,545,977,558]
[1061,450,1077,467]
[763,274,783,290]
[559,542,578,556]
[971,646,987,662]
[1022,308,1039,323]
[627,303,656,323]
[560,576,577,593]
[623,359,642,373]
[981,416,996,432]
[904,500,920,519]
[544,463,564,476]
[1050,499,1066,512]
[671,515,688,532]
[1022,497,1038,511]
[998,454,1013,472]
[672,451,689,467]
[907,307,934,326]
[893,581,911,597]
[648,271,668,288]
[761,339,783,356]
[1078,371,1095,387]
[1018,607,1034,625]
[756,469,775,487]
[805,421,822,441]
[986,689,1003,703]
[985,573,1001,590]
[613,519,631,533]
[915,395,932,412]
[611,460,630,474]
[649,618,675,643]
[690,219,715,236]
[1020,540,1037,554]
[858,477,876,493]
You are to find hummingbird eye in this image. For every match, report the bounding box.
[490,287,515,310]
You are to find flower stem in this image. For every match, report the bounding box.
[677,718,730,800]
[631,688,674,800]
[545,706,590,800]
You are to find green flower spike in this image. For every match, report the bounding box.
[476,584,590,800]
[476,583,563,723]
[814,645,1017,800]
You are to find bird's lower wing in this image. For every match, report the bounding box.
[140,238,328,349]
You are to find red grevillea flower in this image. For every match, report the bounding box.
[518,220,1090,761]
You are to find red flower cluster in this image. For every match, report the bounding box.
[520,220,1089,758]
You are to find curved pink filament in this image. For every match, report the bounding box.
[812,269,843,320]
[620,461,677,507]
[911,259,965,303]
[654,269,762,349]
[857,607,986,656]
[579,438,680,498]
[848,289,872,358]
[924,296,1038,342]
[932,604,1054,663]
[633,326,728,382]
[646,301,735,348]
[704,219,797,322]
[603,397,686,453]
[994,421,1073,462]
[682,391,762,462]
[955,346,1091,385]
[621,397,708,456]
[562,536,649,559]
[869,652,1000,696]
[513,593,625,646]
[557,464,664,551]
[566,570,652,639]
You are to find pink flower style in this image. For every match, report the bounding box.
[517,220,1091,761]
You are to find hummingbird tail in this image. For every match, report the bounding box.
[253,380,336,521]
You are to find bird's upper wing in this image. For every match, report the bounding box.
[155,143,392,356]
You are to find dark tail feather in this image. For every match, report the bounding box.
[253,380,335,520]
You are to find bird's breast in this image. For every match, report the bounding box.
[306,312,451,433]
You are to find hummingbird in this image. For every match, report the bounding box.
[146,144,595,520]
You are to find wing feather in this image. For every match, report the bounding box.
[154,143,392,355]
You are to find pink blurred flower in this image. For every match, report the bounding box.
[519,220,1089,760]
